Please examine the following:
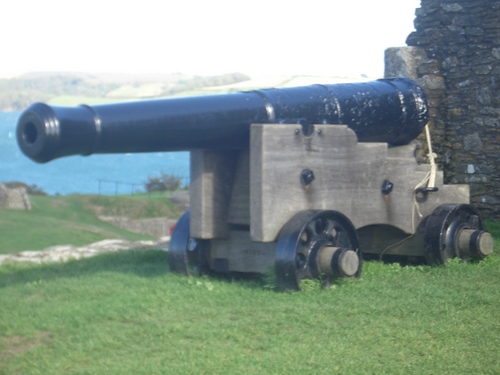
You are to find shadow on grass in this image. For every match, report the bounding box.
[7,248,488,292]
[0,250,275,291]
[0,250,172,288]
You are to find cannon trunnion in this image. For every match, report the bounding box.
[16,78,493,290]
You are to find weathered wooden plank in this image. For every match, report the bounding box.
[250,124,469,242]
[387,143,419,160]
[190,150,239,239]
[251,124,385,241]
[210,229,275,273]
[227,150,250,225]
[357,225,426,257]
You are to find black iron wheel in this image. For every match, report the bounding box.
[169,210,210,276]
[275,210,361,291]
[424,204,486,265]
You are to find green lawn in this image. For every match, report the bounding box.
[0,246,499,374]
[0,194,180,254]
[1,197,499,374]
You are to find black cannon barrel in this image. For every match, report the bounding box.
[17,78,428,163]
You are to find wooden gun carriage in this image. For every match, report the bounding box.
[17,78,493,290]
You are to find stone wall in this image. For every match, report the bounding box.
[393,0,500,218]
[0,184,32,210]
[385,46,446,163]
[98,216,177,238]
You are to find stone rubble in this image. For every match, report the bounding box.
[0,238,170,266]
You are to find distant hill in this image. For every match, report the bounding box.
[0,72,251,111]
[0,71,372,111]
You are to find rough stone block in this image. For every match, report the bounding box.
[0,184,31,210]
[384,47,427,80]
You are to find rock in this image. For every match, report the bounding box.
[464,132,483,151]
[492,48,500,60]
[441,3,463,12]
[0,238,171,266]
[0,184,31,210]
[384,47,427,80]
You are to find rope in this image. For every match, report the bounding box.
[380,124,437,261]
[379,233,415,261]
[412,124,438,231]
[425,124,437,189]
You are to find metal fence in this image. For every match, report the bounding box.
[96,175,189,196]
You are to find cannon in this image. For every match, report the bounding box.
[17,78,493,290]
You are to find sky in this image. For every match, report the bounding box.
[1,0,420,79]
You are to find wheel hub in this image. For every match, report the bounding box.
[275,210,362,291]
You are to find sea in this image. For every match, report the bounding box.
[0,111,190,195]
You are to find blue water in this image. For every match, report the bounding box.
[0,112,190,195]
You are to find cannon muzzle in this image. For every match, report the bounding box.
[17,78,428,163]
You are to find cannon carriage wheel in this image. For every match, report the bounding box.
[169,211,210,276]
[275,210,362,291]
[424,204,494,265]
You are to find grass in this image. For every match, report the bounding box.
[0,194,180,254]
[1,198,499,373]
[79,193,181,219]
[485,219,500,238]
[0,240,499,374]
